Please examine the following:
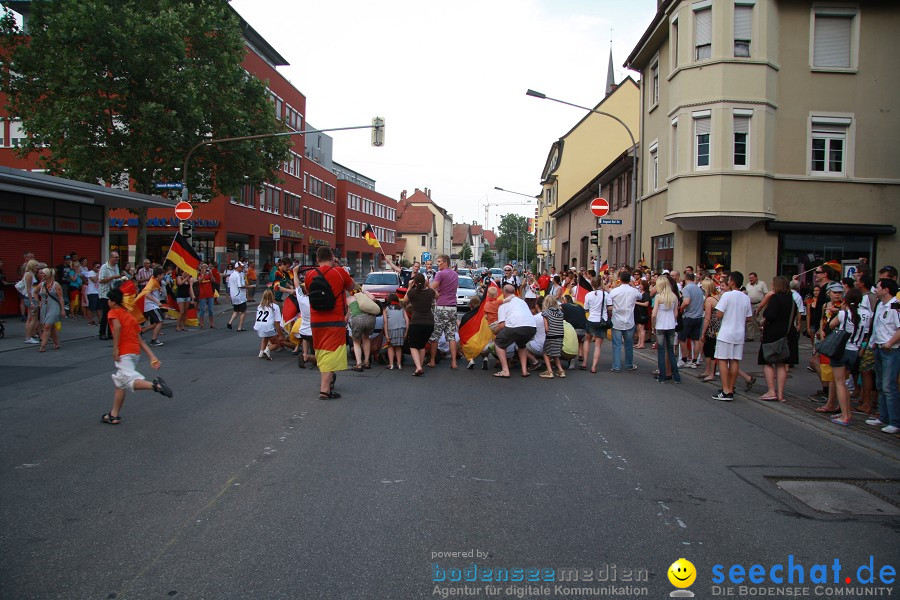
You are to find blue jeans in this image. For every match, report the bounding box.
[197,297,214,319]
[656,329,680,382]
[874,347,900,428]
[611,326,634,371]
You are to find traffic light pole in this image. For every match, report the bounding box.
[180,122,383,203]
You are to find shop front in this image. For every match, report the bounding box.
[699,231,732,271]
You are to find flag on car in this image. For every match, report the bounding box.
[575,274,592,306]
[363,224,381,249]
[164,232,201,278]
[459,285,495,361]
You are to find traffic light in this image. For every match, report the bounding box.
[589,229,599,245]
[371,117,385,147]
[179,220,193,241]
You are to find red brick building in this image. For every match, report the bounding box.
[334,162,397,275]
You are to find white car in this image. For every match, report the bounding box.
[456,276,478,309]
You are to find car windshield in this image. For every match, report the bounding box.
[364,273,398,285]
[457,277,476,290]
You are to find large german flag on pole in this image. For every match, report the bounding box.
[363,224,381,249]
[164,232,201,277]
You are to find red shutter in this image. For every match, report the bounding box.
[50,234,102,266]
[0,231,53,268]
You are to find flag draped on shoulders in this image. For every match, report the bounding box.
[575,274,592,306]
[459,283,497,361]
[119,279,145,324]
[165,233,201,278]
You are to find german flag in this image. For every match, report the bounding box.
[164,232,200,278]
[118,279,145,324]
[575,274,593,306]
[824,260,841,272]
[164,282,198,327]
[363,224,381,249]
[459,286,495,361]
[598,259,609,273]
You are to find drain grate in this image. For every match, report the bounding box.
[772,478,900,516]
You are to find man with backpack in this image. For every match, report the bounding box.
[308,246,355,399]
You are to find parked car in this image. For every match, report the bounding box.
[456,268,471,278]
[456,276,478,309]
[490,268,504,281]
[362,271,403,301]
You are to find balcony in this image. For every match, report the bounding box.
[665,173,775,231]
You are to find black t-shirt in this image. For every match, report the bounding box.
[561,302,587,329]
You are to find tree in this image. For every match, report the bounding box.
[481,247,495,269]
[0,0,291,262]
[494,213,536,267]
[460,242,472,263]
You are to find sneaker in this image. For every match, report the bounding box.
[865,418,886,427]
[745,376,757,391]
[258,351,265,359]
[24,338,39,344]
[539,370,555,379]
[149,339,164,346]
[556,370,566,378]
[882,425,899,434]
[712,391,734,401]
[263,348,272,361]
[482,358,488,370]
[625,365,638,371]
[153,377,173,398]
[676,360,687,368]
[610,368,622,373]
[467,359,475,370]
[687,361,698,369]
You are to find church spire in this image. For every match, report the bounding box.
[606,47,616,95]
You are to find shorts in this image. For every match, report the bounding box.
[407,323,434,349]
[143,308,163,324]
[350,314,376,340]
[258,328,277,339]
[585,321,609,338]
[231,301,247,313]
[678,317,703,341]
[88,293,99,312]
[111,354,145,392]
[829,349,859,369]
[429,305,459,342]
[176,297,191,304]
[859,347,875,371]
[714,340,744,361]
[495,325,537,350]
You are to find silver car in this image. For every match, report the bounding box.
[456,276,478,309]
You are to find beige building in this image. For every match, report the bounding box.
[397,188,453,261]
[625,0,899,281]
[536,76,641,271]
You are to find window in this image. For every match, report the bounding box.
[671,18,679,68]
[421,235,426,246]
[232,184,257,208]
[734,3,753,57]
[694,3,712,61]
[650,61,659,106]
[812,8,856,69]
[324,184,335,203]
[733,111,751,168]
[693,112,711,169]
[671,118,679,173]
[649,143,659,190]
[810,116,851,176]
[652,233,675,271]
[9,119,25,148]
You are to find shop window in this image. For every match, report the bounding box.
[779,232,872,282]
[700,231,732,271]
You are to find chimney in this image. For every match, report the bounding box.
[400,190,407,201]
[425,188,431,198]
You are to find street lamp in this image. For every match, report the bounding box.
[526,89,639,268]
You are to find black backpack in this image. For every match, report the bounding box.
[307,267,337,311]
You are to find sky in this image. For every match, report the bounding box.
[230,0,657,231]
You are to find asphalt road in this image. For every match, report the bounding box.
[1,324,898,599]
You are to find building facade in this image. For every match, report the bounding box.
[626,0,899,280]
[396,188,453,262]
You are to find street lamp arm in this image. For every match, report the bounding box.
[181,124,376,201]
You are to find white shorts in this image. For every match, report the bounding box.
[714,340,744,361]
[258,328,276,338]
[112,354,145,392]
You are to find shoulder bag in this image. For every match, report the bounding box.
[761,296,795,363]
[356,291,381,315]
[816,309,850,360]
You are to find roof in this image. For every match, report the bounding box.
[482,230,497,247]
[394,238,407,253]
[0,167,178,210]
[395,205,434,234]
[452,224,470,245]
[624,0,676,70]
[405,189,450,216]
[470,224,483,236]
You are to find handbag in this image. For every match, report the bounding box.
[15,278,28,294]
[761,297,795,363]
[816,310,850,360]
[355,292,381,316]
[596,291,612,329]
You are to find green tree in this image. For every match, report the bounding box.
[495,213,536,267]
[460,242,472,263]
[0,0,291,262]
[481,247,495,268]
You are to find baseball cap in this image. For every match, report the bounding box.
[825,282,844,293]
[662,269,670,274]
[235,261,245,268]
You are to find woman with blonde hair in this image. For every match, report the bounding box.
[699,278,721,382]
[652,276,681,383]
[37,267,65,352]
[19,259,41,344]
[253,288,283,360]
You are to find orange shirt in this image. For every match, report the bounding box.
[108,307,142,356]
[246,267,257,283]
[484,297,500,324]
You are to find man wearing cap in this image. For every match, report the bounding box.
[227,262,249,331]
[500,265,521,294]
[866,278,900,434]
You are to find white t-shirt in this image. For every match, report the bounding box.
[527,312,547,354]
[836,307,871,352]
[143,283,161,312]
[296,291,312,336]
[608,285,642,330]
[870,299,900,346]
[792,290,805,316]
[655,300,677,330]
[583,290,612,323]
[253,303,282,332]
[228,270,246,304]
[85,269,99,295]
[715,290,753,344]
[497,296,534,329]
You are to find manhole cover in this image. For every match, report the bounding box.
[776,480,900,516]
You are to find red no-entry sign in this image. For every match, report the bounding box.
[175,201,193,221]
[590,197,609,218]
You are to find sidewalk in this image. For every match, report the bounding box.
[633,336,899,457]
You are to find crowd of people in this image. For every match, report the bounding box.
[7,248,899,436]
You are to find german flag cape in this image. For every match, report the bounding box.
[118,279,146,324]
[164,282,198,326]
[282,292,300,325]
[164,233,201,278]
[363,223,381,249]
[459,285,496,361]
[575,274,592,307]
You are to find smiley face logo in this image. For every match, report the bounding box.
[668,558,696,588]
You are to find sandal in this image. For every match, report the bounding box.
[39,346,46,352]
[363,363,371,369]
[101,413,121,425]
[758,395,778,401]
[814,407,840,413]
[352,365,364,372]
[413,369,424,376]
[319,391,341,399]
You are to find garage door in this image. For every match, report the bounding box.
[51,234,102,266]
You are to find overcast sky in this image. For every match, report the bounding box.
[230,0,657,231]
